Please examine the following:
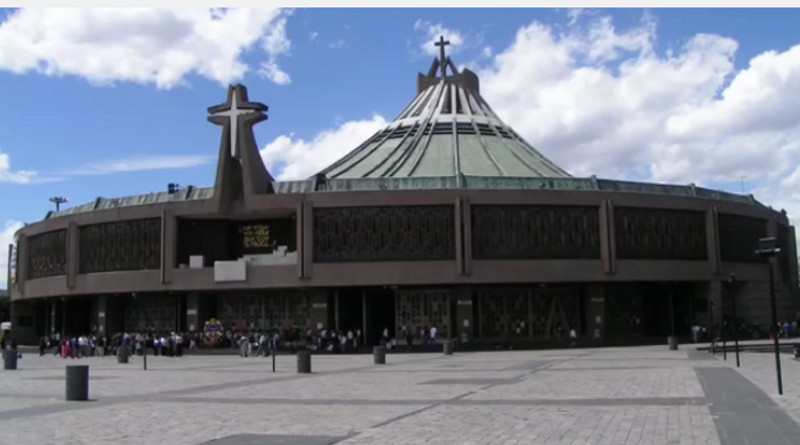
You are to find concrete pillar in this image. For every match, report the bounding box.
[50,300,57,335]
[16,234,28,294]
[706,207,721,277]
[462,197,472,276]
[309,292,328,332]
[186,293,200,332]
[454,287,473,339]
[66,222,79,289]
[296,202,304,279]
[585,284,606,341]
[302,201,314,279]
[600,200,616,275]
[455,197,463,276]
[161,210,176,284]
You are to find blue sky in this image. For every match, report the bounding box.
[3,7,800,285]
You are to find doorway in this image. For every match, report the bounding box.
[365,287,395,346]
[336,288,364,337]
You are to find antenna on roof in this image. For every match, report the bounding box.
[49,196,68,212]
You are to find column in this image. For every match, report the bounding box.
[95,296,108,335]
[334,290,341,331]
[66,222,79,289]
[462,197,473,276]
[302,201,314,279]
[161,209,176,284]
[455,197,463,276]
[599,200,616,275]
[296,202,305,279]
[16,234,28,294]
[706,207,721,276]
[186,293,200,332]
[309,292,328,331]
[454,287,473,339]
[585,284,606,341]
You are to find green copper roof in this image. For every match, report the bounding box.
[318,56,569,180]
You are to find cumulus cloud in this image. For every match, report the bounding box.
[0,8,293,88]
[0,149,37,184]
[0,220,23,288]
[413,19,465,57]
[260,115,388,180]
[474,13,800,220]
[257,12,800,226]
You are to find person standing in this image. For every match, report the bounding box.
[39,336,47,356]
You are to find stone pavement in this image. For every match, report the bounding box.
[0,345,798,444]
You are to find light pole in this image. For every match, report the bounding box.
[49,196,68,212]
[708,295,716,354]
[728,273,740,367]
[755,236,783,395]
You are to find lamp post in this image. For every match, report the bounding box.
[728,273,740,368]
[755,236,783,395]
[49,196,68,212]
[708,295,715,354]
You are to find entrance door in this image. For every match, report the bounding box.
[365,287,395,346]
[336,288,363,338]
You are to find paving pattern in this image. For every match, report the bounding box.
[0,345,798,444]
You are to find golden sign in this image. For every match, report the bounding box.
[239,224,276,249]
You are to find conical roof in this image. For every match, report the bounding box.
[318,38,569,180]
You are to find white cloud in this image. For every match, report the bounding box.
[473,13,800,221]
[64,154,214,176]
[258,60,291,85]
[260,115,388,180]
[329,39,348,50]
[0,149,37,184]
[0,8,292,88]
[482,46,493,59]
[413,19,465,57]
[0,221,23,288]
[254,13,800,229]
[309,31,319,42]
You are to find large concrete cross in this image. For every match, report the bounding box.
[435,35,450,78]
[209,90,252,159]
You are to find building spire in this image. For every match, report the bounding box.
[434,35,450,78]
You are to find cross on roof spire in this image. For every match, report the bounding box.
[434,35,450,78]
[207,85,268,160]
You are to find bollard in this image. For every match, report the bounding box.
[65,365,89,401]
[667,336,679,351]
[443,340,453,356]
[297,350,311,374]
[3,349,18,370]
[373,346,386,365]
[117,345,129,364]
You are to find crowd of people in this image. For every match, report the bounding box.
[33,324,453,359]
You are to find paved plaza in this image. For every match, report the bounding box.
[1,345,800,444]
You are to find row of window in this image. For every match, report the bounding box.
[21,207,779,280]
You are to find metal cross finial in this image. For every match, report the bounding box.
[434,35,450,78]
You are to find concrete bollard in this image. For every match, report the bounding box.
[373,346,386,365]
[117,345,129,364]
[668,336,679,351]
[3,350,18,370]
[443,340,453,356]
[65,365,89,401]
[297,350,311,374]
